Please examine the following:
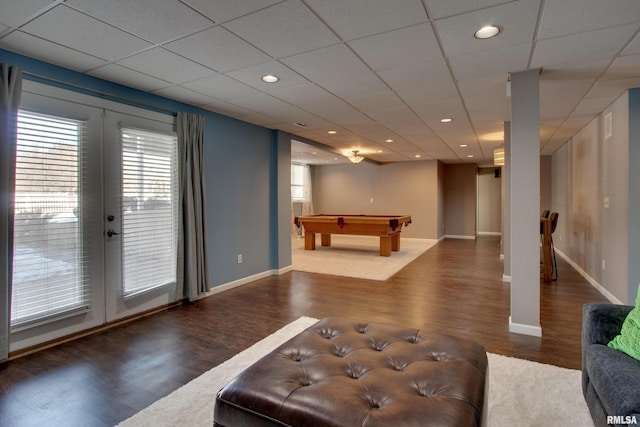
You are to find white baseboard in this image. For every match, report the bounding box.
[198,264,294,300]
[477,231,501,236]
[509,316,542,337]
[554,249,623,304]
[445,234,476,240]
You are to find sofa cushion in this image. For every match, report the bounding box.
[609,285,640,361]
[585,344,640,416]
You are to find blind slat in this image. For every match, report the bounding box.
[120,127,178,295]
[11,111,90,327]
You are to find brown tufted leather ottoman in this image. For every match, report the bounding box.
[214,317,488,427]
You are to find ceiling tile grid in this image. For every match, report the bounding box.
[1,0,640,165]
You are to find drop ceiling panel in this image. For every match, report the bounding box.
[65,0,213,43]
[225,61,310,93]
[540,79,594,119]
[433,0,540,57]
[424,0,514,20]
[231,93,334,129]
[538,0,640,39]
[347,91,406,114]
[281,44,372,84]
[305,0,427,40]
[348,24,441,71]
[532,24,639,67]
[164,27,272,73]
[317,72,389,100]
[622,34,640,55]
[0,0,53,26]
[180,0,283,24]
[152,85,218,106]
[117,48,213,84]
[448,44,530,81]
[222,0,340,59]
[199,99,254,119]
[182,74,263,100]
[586,76,640,99]
[602,55,640,80]
[1,30,107,72]
[272,83,350,112]
[19,5,152,60]
[89,63,171,91]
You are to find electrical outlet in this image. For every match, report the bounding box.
[237,254,243,264]
[602,259,606,270]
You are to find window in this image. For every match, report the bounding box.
[12,111,89,327]
[291,164,305,200]
[120,127,178,296]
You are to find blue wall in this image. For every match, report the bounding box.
[0,49,283,288]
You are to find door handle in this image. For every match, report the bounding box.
[107,229,120,237]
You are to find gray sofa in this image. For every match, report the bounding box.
[582,303,640,426]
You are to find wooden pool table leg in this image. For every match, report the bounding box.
[391,233,401,251]
[379,236,392,256]
[321,233,331,247]
[304,232,316,250]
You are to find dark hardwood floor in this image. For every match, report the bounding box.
[0,236,609,426]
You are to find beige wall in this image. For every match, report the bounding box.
[313,160,440,239]
[477,167,501,234]
[443,164,477,237]
[552,92,630,303]
[540,156,552,213]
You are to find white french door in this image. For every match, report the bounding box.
[102,111,178,322]
[10,82,178,351]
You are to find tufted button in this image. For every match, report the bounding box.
[356,324,369,334]
[369,338,389,351]
[334,345,349,357]
[389,358,408,371]
[316,327,338,339]
[405,334,421,344]
[285,350,306,362]
[345,364,367,379]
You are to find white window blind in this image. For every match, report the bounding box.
[120,127,178,295]
[291,164,305,200]
[12,111,89,327]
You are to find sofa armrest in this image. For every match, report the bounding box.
[582,303,633,349]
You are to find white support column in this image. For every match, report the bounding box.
[502,121,511,283]
[509,69,542,337]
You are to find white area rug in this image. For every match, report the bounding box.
[291,235,438,280]
[117,317,593,427]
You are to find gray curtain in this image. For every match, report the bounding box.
[0,64,22,361]
[176,112,210,301]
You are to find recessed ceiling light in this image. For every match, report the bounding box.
[385,138,394,143]
[474,25,501,39]
[467,154,475,158]
[440,118,453,123]
[414,154,421,159]
[327,130,337,134]
[261,74,279,83]
[294,122,307,127]
[460,144,468,148]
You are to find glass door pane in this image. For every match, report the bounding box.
[12,111,90,327]
[120,127,178,295]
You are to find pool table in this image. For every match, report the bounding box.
[294,214,412,257]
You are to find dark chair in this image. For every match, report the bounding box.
[549,212,559,281]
